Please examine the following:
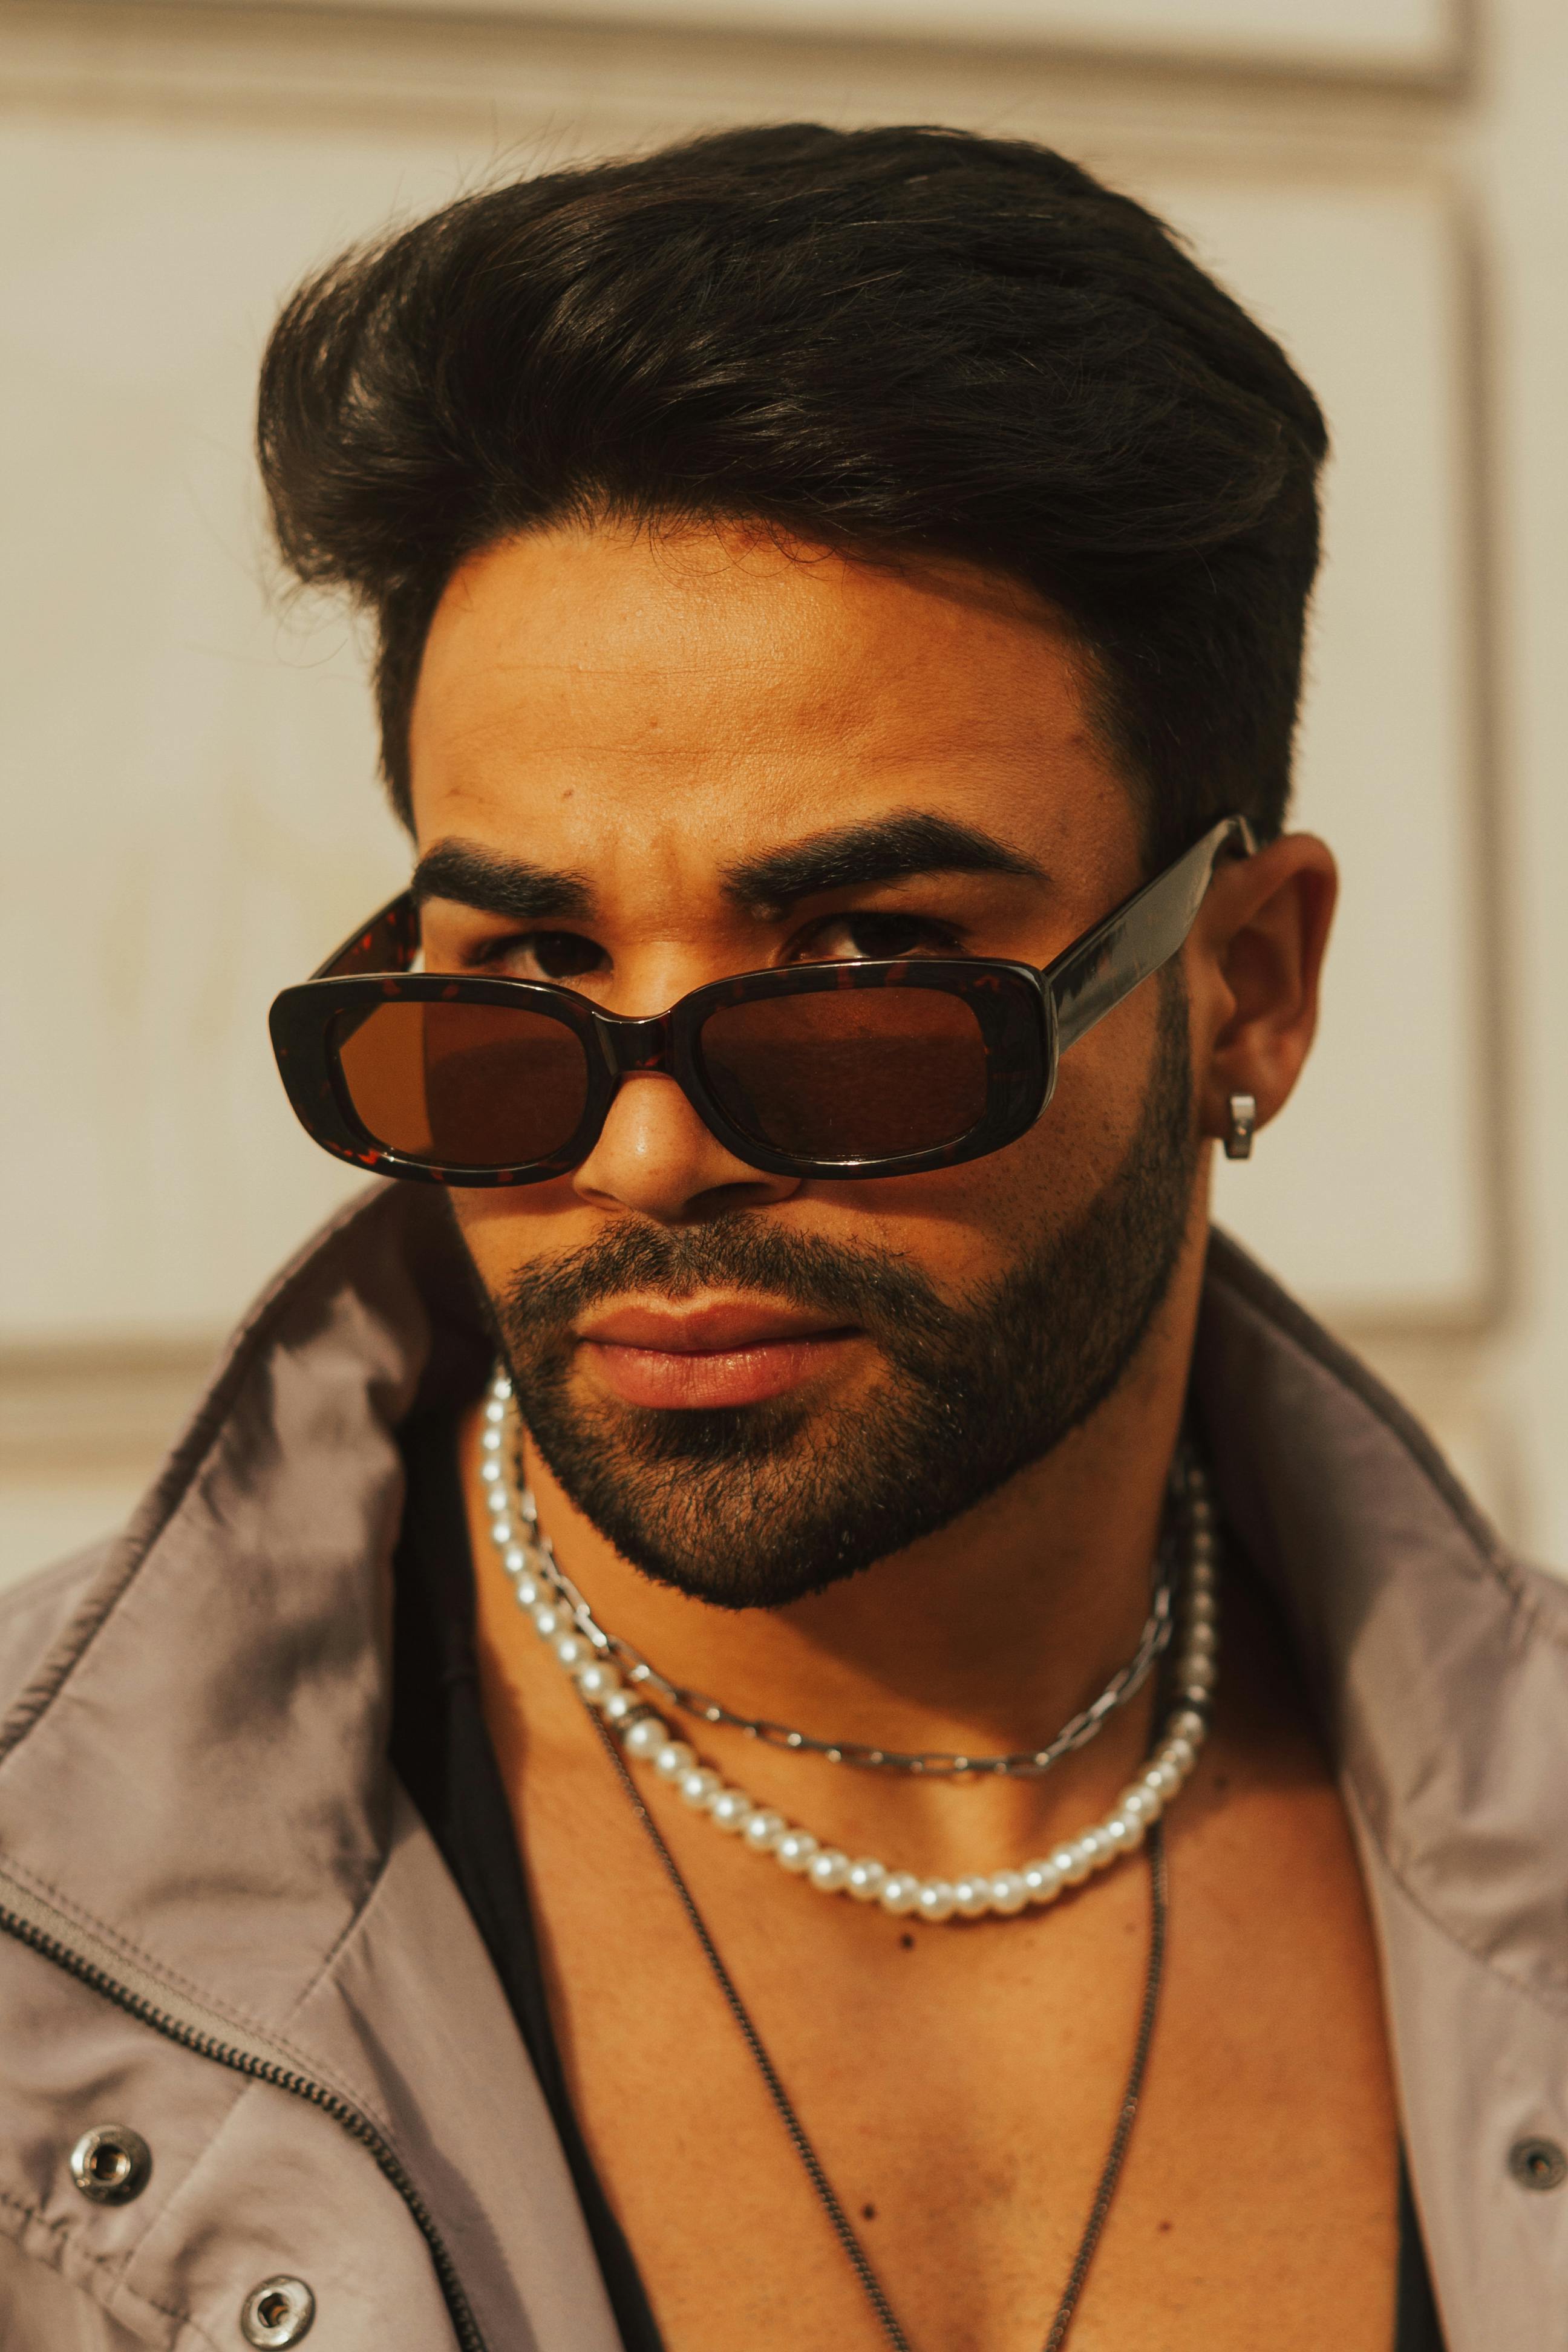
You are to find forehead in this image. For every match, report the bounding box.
[408,520,1132,889]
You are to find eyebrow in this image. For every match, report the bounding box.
[722,810,1045,914]
[411,839,593,923]
[410,810,1044,930]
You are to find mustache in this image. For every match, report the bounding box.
[495,1215,956,1347]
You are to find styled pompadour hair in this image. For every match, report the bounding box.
[258,122,1327,863]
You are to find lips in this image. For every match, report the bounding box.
[575,1298,858,1410]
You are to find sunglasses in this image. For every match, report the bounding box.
[269,814,1253,1187]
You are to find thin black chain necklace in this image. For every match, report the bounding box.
[588,1703,1168,2352]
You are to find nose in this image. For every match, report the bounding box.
[572,1071,799,1223]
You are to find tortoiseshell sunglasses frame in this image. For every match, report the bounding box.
[269,814,1253,1187]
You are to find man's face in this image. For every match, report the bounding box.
[410,522,1201,1606]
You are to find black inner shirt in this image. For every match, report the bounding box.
[388,1405,1445,2352]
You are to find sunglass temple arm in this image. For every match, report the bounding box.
[1044,814,1256,1055]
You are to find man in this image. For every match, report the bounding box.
[0,123,1561,2352]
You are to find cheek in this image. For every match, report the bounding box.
[802,1133,1094,1298]
[1042,1027,1156,1178]
[832,1004,1167,1285]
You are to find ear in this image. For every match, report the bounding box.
[1185,833,1338,1145]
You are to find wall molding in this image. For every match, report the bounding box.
[46,0,1474,88]
[8,3,1463,171]
[0,1341,220,1475]
[0,1315,1520,1544]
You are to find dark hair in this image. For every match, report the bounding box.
[257,122,1326,863]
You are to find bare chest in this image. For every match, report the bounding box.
[510,1745,1399,2352]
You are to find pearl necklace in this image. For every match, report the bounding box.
[481,1371,1219,1924]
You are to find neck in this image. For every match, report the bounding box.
[471,1223,1210,1877]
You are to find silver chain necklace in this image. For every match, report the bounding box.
[488,1382,1179,1780]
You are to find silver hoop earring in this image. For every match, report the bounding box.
[1224,1093,1257,1160]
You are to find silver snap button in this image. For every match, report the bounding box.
[69,2125,152,2206]
[1509,2136,1567,2191]
[240,2276,315,2347]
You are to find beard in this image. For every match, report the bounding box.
[480,975,1197,1610]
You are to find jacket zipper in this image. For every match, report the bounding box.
[0,1869,487,2352]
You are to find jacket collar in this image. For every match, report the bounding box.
[2,1187,1565,2350]
[1194,1234,1568,2014]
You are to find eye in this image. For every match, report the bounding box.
[468,930,609,982]
[529,932,607,981]
[792,911,963,964]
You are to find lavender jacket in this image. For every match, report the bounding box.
[0,1187,1564,2349]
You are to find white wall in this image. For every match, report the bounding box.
[2,0,1562,1574]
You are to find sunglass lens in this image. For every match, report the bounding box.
[698,984,988,1161]
[332,1000,590,1167]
